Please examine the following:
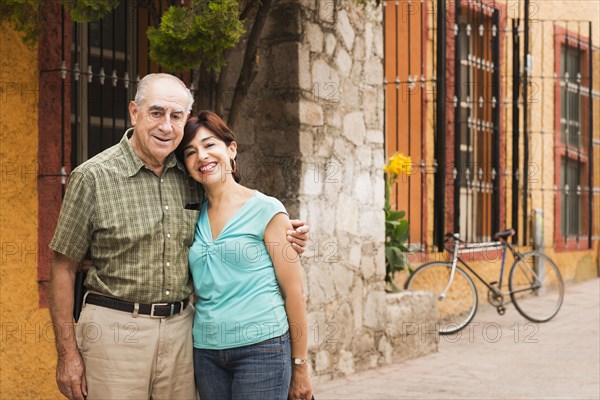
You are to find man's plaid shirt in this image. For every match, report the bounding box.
[50,130,201,303]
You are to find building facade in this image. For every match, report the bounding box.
[1,0,598,398]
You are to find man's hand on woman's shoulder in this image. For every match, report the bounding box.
[288,220,309,255]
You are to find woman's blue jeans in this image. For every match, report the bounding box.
[193,331,291,399]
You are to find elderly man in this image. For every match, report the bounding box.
[49,73,308,400]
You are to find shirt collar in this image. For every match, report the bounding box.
[120,128,186,177]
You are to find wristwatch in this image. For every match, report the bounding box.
[292,358,308,365]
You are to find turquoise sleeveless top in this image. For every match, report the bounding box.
[189,191,289,349]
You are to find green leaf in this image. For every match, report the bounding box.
[148,0,245,72]
[64,0,120,22]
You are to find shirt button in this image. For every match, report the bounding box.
[165,205,169,210]
[166,290,170,295]
[166,262,170,267]
[167,233,171,238]
[161,179,164,183]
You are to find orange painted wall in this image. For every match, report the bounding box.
[0,22,62,399]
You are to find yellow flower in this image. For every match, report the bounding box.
[384,153,412,177]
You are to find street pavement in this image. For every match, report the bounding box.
[315,278,600,400]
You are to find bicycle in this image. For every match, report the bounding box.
[404,229,564,334]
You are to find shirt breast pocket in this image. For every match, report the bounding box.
[180,209,200,246]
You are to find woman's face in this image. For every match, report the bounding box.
[182,126,237,185]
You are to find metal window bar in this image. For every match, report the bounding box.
[588,22,594,248]
[433,0,446,251]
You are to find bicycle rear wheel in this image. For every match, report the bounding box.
[405,262,478,335]
[509,252,564,323]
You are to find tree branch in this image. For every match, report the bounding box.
[227,0,273,129]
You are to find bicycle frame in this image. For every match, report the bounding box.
[441,235,524,300]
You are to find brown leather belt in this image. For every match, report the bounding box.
[85,293,189,318]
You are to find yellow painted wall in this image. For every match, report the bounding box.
[0,22,61,399]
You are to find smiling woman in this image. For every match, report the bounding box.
[176,110,241,183]
[175,110,313,400]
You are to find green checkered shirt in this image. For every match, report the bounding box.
[50,130,201,303]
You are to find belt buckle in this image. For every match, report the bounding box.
[150,303,171,318]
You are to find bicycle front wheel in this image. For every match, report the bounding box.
[405,262,478,335]
[509,252,564,323]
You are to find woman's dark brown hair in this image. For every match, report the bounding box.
[176,110,241,182]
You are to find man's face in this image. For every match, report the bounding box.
[128,78,190,168]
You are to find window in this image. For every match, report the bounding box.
[455,7,499,242]
[70,0,186,165]
[555,35,591,245]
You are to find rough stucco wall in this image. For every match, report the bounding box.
[0,23,61,399]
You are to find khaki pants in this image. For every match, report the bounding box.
[76,301,196,400]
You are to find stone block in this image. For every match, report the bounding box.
[299,100,324,126]
[303,162,323,196]
[307,310,327,351]
[365,58,383,86]
[342,112,366,146]
[332,264,354,297]
[307,264,337,306]
[314,128,334,158]
[342,80,360,109]
[335,48,353,77]
[266,42,300,86]
[354,172,372,204]
[337,10,355,50]
[267,3,302,42]
[332,302,354,347]
[325,33,337,57]
[348,242,362,268]
[299,129,314,156]
[363,88,379,129]
[316,349,332,373]
[335,193,358,235]
[337,350,355,375]
[355,146,372,169]
[352,36,365,62]
[373,244,387,280]
[365,22,373,59]
[312,59,341,101]
[305,22,324,53]
[385,291,439,362]
[359,209,384,242]
[351,279,364,332]
[352,329,374,355]
[299,45,312,90]
[326,109,342,129]
[318,0,336,24]
[366,129,384,144]
[363,290,386,330]
[373,25,384,58]
[351,60,364,82]
[377,335,393,364]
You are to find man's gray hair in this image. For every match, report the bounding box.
[134,73,194,112]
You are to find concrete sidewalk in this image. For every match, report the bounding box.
[315,278,600,400]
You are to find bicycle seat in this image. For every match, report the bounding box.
[494,229,515,240]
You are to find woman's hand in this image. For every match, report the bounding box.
[288,364,312,400]
[287,220,310,255]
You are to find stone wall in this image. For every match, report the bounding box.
[220,0,439,382]
[296,0,389,377]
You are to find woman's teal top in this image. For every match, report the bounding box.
[189,191,289,349]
